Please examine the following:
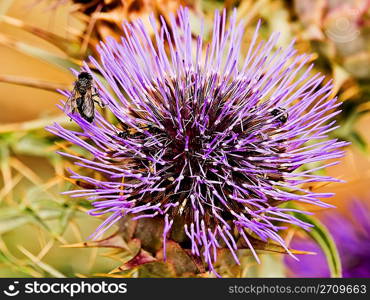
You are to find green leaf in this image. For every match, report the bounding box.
[0,211,31,235]
[57,204,73,235]
[1,15,83,59]
[0,114,71,134]
[288,204,342,278]
[0,34,79,71]
[14,42,79,71]
[11,133,55,157]
[0,207,62,235]
[18,246,66,278]
[0,249,41,277]
[242,254,286,278]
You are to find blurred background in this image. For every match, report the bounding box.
[0,0,369,277]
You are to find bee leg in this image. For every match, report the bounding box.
[70,107,76,121]
[92,87,105,107]
[93,97,106,108]
[69,99,79,121]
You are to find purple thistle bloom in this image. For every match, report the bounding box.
[47,8,347,275]
[285,200,370,278]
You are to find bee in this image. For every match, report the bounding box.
[117,124,141,139]
[118,124,130,139]
[270,107,288,124]
[66,72,105,123]
[117,123,162,139]
[146,124,162,136]
[117,131,129,139]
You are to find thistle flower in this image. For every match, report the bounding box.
[47,8,347,276]
[285,200,370,278]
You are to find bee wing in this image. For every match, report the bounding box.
[92,87,105,108]
[80,89,95,122]
[64,87,80,114]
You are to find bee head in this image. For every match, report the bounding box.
[78,72,93,81]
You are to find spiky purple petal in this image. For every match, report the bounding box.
[47,8,347,275]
